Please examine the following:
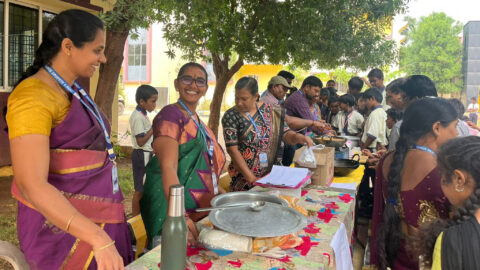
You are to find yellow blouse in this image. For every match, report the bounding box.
[6,78,70,139]
[432,232,443,270]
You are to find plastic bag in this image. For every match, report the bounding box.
[296,146,317,168]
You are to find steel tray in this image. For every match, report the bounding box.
[208,202,307,237]
[210,191,288,207]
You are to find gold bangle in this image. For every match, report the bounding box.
[93,241,116,253]
[65,211,78,232]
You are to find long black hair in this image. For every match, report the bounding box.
[415,136,480,267]
[14,9,103,88]
[377,98,457,269]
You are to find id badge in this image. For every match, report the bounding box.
[212,172,219,194]
[259,152,268,168]
[112,162,119,194]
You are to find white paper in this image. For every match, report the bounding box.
[329,183,358,191]
[330,223,353,270]
[255,165,310,188]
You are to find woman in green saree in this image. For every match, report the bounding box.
[140,62,226,248]
[222,77,314,191]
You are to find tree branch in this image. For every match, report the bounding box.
[228,56,244,78]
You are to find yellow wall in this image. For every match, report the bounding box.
[220,64,283,108]
[234,64,283,91]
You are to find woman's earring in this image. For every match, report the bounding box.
[455,184,464,192]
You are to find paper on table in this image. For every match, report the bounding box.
[329,183,358,191]
[330,223,353,270]
[254,165,310,188]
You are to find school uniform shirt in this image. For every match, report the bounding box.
[361,105,387,148]
[331,113,342,132]
[129,107,153,151]
[341,110,364,135]
[377,86,390,110]
[467,103,479,112]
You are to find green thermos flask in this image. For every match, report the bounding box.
[160,184,187,269]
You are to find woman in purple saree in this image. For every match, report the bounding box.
[6,10,132,269]
[370,98,458,270]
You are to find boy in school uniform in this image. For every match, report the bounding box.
[129,85,158,216]
[360,88,387,151]
[326,96,341,132]
[338,94,364,136]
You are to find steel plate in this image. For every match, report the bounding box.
[210,191,288,207]
[208,202,307,237]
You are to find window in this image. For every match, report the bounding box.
[42,11,56,32]
[0,3,57,91]
[126,28,148,81]
[8,4,38,87]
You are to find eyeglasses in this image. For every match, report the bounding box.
[179,76,207,88]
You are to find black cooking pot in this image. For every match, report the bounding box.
[334,154,360,176]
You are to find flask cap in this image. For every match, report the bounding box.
[170,184,184,196]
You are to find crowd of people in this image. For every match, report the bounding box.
[4,8,480,270]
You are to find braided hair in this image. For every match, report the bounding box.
[377,98,457,269]
[415,136,480,267]
[14,9,103,88]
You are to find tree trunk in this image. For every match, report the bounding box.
[94,29,129,122]
[207,54,243,137]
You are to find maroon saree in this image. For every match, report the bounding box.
[370,153,450,269]
[10,86,133,269]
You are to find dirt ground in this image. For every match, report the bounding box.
[0,176,14,217]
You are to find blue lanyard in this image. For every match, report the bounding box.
[177,99,214,163]
[298,90,303,96]
[411,144,436,156]
[246,104,267,142]
[44,65,115,161]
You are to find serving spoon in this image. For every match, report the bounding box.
[195,201,265,212]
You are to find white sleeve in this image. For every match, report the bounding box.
[365,112,383,139]
[130,114,147,137]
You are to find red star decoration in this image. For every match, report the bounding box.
[295,236,319,256]
[339,193,354,203]
[186,245,205,257]
[227,260,242,267]
[325,202,339,209]
[304,223,321,234]
[195,260,213,270]
[277,255,292,263]
[317,208,335,223]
